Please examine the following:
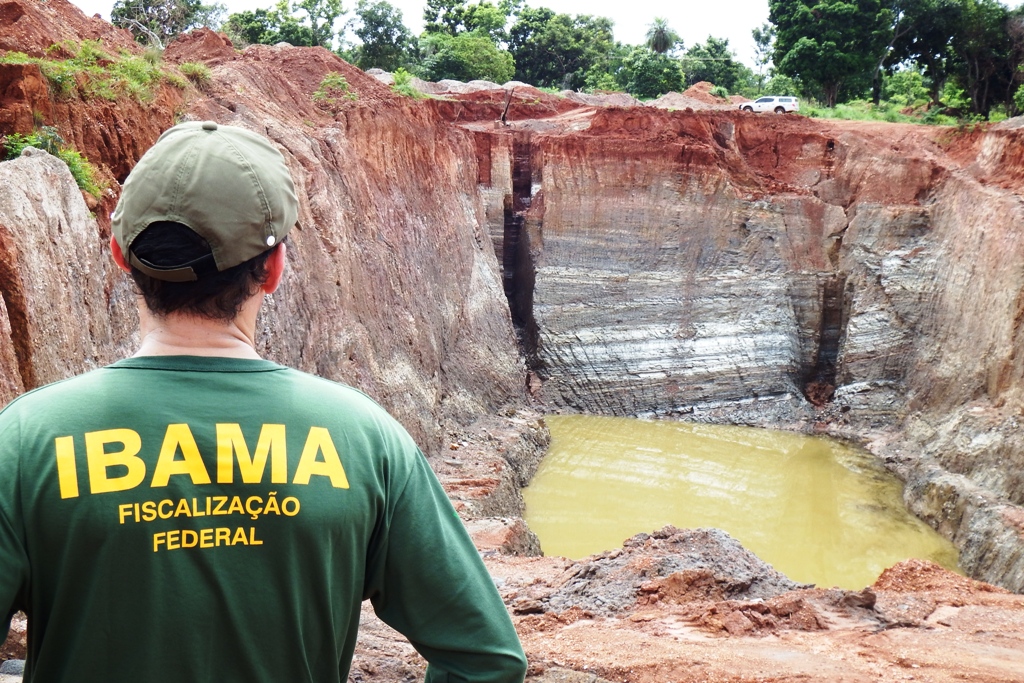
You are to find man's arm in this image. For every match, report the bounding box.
[364,451,527,683]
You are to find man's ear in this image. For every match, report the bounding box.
[110,235,131,273]
[261,242,287,294]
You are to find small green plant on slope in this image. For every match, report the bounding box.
[179,61,212,90]
[390,68,425,99]
[312,72,358,106]
[0,39,187,103]
[2,127,104,198]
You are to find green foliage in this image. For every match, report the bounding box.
[948,0,1014,116]
[882,66,929,106]
[223,0,342,48]
[507,7,614,90]
[313,71,358,103]
[752,23,775,93]
[293,0,345,48]
[1014,83,1024,113]
[2,127,104,197]
[422,0,512,41]
[763,73,801,98]
[769,0,890,107]
[418,31,514,83]
[0,40,178,102]
[391,67,426,97]
[620,46,683,99]
[112,0,225,46]
[802,97,967,125]
[710,85,729,99]
[353,0,413,71]
[682,36,748,93]
[179,61,212,89]
[645,18,680,55]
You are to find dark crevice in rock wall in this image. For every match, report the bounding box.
[0,225,34,390]
[804,274,849,405]
[501,132,540,364]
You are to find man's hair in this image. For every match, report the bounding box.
[128,222,275,321]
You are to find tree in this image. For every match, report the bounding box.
[422,0,513,40]
[112,0,225,45]
[222,0,343,48]
[292,0,345,48]
[646,17,680,55]
[419,31,515,82]
[888,0,962,105]
[769,0,891,106]
[620,46,683,98]
[682,36,746,92]
[752,23,775,93]
[507,7,615,90]
[223,1,317,46]
[949,0,1014,115]
[353,0,413,70]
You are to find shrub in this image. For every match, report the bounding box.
[391,67,425,99]
[313,72,358,106]
[710,85,729,99]
[2,127,104,198]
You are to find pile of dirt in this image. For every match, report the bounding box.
[683,81,731,104]
[874,558,1009,594]
[542,527,806,614]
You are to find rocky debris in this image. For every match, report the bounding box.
[541,527,805,615]
[560,90,641,108]
[646,82,736,110]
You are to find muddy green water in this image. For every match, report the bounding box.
[523,415,960,589]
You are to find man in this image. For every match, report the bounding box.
[0,121,527,682]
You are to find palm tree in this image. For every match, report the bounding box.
[646,17,679,55]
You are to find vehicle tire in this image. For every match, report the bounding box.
[774,106,786,114]
[743,106,753,112]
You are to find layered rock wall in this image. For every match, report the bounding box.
[473,112,1024,588]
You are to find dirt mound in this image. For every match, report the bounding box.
[0,0,137,57]
[543,527,806,614]
[684,81,730,104]
[163,27,238,65]
[874,558,1009,594]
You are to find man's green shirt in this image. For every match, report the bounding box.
[0,356,526,682]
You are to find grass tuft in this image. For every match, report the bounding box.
[179,61,212,91]
[0,39,183,103]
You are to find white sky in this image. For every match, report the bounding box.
[70,0,769,67]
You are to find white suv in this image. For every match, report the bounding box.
[739,96,800,113]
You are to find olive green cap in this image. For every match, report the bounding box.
[112,121,298,282]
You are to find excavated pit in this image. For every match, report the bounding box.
[3,2,1024,678]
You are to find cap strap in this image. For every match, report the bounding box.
[128,251,217,283]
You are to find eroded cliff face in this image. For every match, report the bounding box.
[0,1,526,456]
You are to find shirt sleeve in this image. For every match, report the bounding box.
[364,449,527,683]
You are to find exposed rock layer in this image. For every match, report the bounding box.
[465,109,1024,590]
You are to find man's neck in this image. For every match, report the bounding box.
[134,297,263,360]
